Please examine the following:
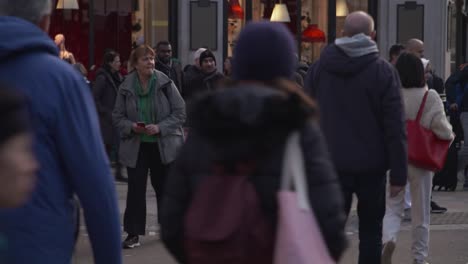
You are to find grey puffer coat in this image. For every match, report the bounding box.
[112,70,186,167]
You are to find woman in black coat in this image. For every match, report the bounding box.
[93,50,126,181]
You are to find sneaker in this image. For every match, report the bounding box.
[431,201,447,214]
[381,241,396,264]
[122,235,140,249]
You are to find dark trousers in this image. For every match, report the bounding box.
[124,142,171,236]
[339,172,387,264]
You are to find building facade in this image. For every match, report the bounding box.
[49,0,466,80]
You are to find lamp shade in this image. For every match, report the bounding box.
[270,3,290,22]
[302,24,326,43]
[336,0,349,17]
[56,0,79,9]
[229,0,244,19]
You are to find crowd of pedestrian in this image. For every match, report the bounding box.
[0,1,467,264]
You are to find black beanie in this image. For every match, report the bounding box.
[199,50,216,66]
[0,88,30,146]
[232,21,297,81]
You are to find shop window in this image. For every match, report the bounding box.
[301,0,328,64]
[397,2,424,44]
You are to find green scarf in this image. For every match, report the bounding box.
[135,73,158,142]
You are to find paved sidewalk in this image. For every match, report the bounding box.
[73,181,468,264]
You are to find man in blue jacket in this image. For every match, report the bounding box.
[0,0,122,263]
[305,11,407,264]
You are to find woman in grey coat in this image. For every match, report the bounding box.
[113,45,186,249]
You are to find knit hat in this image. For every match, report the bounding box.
[0,88,29,146]
[421,58,430,70]
[194,48,207,62]
[199,50,216,66]
[232,21,297,81]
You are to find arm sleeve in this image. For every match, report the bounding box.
[382,68,408,186]
[428,91,454,141]
[161,134,198,264]
[158,82,187,136]
[112,89,134,137]
[301,121,348,261]
[56,75,122,264]
[92,75,108,116]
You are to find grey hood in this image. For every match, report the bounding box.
[335,33,379,58]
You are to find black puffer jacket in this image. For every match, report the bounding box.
[161,84,347,263]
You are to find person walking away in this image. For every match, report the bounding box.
[161,21,347,263]
[0,1,123,263]
[113,45,186,249]
[381,53,454,264]
[93,49,127,182]
[304,11,407,264]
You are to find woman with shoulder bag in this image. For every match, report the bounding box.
[381,53,454,264]
[113,45,186,249]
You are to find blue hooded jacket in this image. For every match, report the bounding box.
[0,17,122,263]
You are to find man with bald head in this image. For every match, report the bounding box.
[407,38,425,58]
[305,11,407,264]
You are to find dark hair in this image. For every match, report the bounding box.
[389,44,405,61]
[130,45,155,68]
[0,86,29,146]
[155,41,171,50]
[103,50,120,66]
[395,52,426,88]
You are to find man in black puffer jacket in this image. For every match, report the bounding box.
[161,21,347,263]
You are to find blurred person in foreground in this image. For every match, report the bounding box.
[161,21,347,263]
[0,88,38,208]
[0,0,122,263]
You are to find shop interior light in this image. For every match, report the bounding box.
[270,1,290,22]
[56,0,79,10]
[229,0,244,19]
[302,24,326,43]
[336,0,349,17]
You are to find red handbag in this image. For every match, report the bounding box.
[407,91,451,171]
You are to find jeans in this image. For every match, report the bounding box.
[340,172,387,264]
[382,164,433,263]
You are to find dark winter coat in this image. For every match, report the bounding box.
[161,84,348,263]
[305,44,407,186]
[182,65,224,101]
[93,67,122,145]
[156,58,184,93]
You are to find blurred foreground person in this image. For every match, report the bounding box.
[161,21,347,263]
[0,88,38,208]
[0,1,122,263]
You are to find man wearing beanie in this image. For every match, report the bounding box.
[161,21,347,263]
[183,49,224,102]
[305,11,407,264]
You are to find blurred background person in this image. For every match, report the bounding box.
[54,33,76,64]
[93,49,127,182]
[113,45,185,249]
[155,41,183,94]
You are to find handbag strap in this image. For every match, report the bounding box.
[280,131,311,211]
[416,91,429,122]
